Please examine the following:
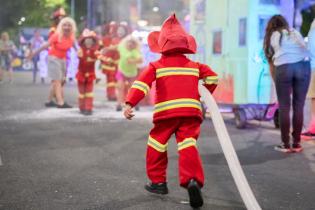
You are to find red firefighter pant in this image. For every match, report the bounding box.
[146,117,204,188]
[78,80,94,111]
[103,69,117,100]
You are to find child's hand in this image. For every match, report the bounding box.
[123,104,135,120]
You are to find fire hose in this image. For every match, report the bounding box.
[199,84,262,210]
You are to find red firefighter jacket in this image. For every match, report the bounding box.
[76,47,99,82]
[99,45,120,72]
[126,54,218,122]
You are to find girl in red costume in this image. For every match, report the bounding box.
[76,29,99,115]
[123,14,218,208]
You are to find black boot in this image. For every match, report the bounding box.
[84,110,93,116]
[144,182,168,195]
[116,104,122,111]
[45,101,57,107]
[187,179,203,208]
[57,102,73,109]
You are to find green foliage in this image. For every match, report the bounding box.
[300,5,315,37]
[0,0,68,34]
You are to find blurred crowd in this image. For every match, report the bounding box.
[0,7,159,115]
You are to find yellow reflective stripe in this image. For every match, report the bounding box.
[107,82,116,87]
[86,57,96,62]
[156,67,199,78]
[100,57,119,64]
[178,138,197,151]
[85,92,94,97]
[147,136,168,152]
[102,64,116,71]
[131,81,150,95]
[79,94,84,99]
[204,76,218,85]
[154,98,201,113]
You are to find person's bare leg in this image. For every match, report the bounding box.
[55,80,64,105]
[0,67,3,81]
[117,80,125,106]
[8,68,13,83]
[48,81,55,102]
[61,79,65,101]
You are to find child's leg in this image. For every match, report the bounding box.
[146,119,179,183]
[85,80,94,111]
[77,80,85,111]
[116,80,125,105]
[0,67,3,81]
[175,117,204,188]
[106,70,117,101]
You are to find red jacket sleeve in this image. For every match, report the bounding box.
[125,63,156,107]
[198,63,218,93]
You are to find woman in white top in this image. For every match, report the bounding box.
[263,15,310,153]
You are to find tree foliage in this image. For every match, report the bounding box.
[0,0,67,33]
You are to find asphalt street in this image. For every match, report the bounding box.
[0,72,315,210]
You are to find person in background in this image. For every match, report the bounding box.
[99,21,120,101]
[49,7,66,38]
[263,15,310,153]
[66,45,79,84]
[301,19,315,140]
[0,32,16,83]
[37,49,48,84]
[30,29,45,83]
[116,35,142,111]
[30,17,77,108]
[76,29,99,115]
[123,14,218,208]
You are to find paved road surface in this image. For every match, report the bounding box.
[0,72,315,210]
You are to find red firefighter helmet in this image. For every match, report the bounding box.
[147,13,196,54]
[78,29,99,48]
[51,7,66,20]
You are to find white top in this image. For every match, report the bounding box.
[271,29,309,66]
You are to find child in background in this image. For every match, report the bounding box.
[123,14,218,208]
[116,35,142,111]
[37,49,48,84]
[76,29,99,115]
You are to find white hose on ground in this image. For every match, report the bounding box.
[198,84,262,210]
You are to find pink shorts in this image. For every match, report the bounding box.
[116,70,135,83]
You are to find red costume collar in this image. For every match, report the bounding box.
[148,14,196,54]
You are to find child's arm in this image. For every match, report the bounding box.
[123,63,156,119]
[127,57,143,64]
[199,63,218,93]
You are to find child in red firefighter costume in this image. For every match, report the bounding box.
[49,7,66,38]
[76,29,99,115]
[123,14,218,208]
[99,22,120,101]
